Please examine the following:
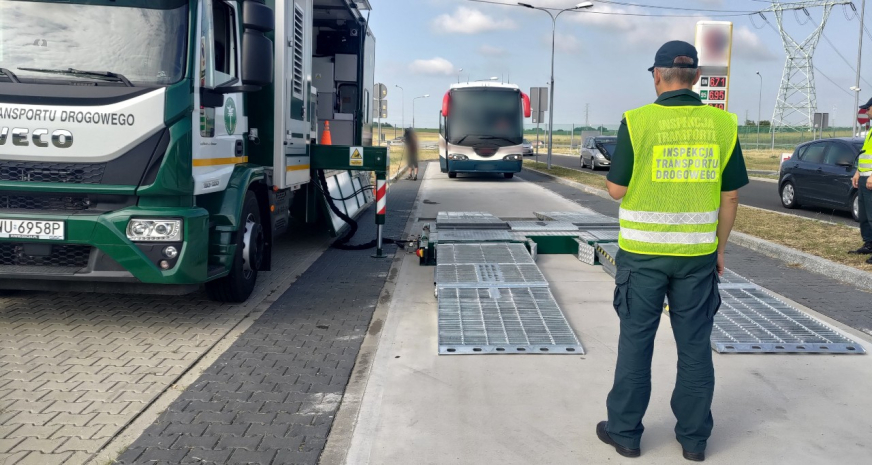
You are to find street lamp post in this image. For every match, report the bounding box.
[412,95,430,131]
[756,72,762,149]
[395,85,405,130]
[519,1,594,169]
[853,0,866,138]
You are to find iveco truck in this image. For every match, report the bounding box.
[438,82,532,179]
[0,0,380,301]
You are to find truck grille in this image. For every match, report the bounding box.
[0,194,90,211]
[0,161,106,184]
[0,243,92,268]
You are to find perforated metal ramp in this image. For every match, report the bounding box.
[435,230,518,243]
[436,264,548,289]
[437,243,535,265]
[535,211,619,227]
[438,287,585,354]
[436,211,508,229]
[508,221,580,232]
[712,287,866,354]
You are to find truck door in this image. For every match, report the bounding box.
[192,0,248,196]
[285,0,312,187]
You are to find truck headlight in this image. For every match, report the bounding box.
[503,154,522,161]
[448,153,468,161]
[126,219,182,242]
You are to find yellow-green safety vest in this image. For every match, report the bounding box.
[860,130,872,174]
[620,104,738,257]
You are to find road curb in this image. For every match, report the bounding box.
[748,169,778,176]
[522,166,872,292]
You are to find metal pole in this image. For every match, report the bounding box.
[756,72,762,149]
[570,123,575,155]
[854,0,867,138]
[547,10,557,169]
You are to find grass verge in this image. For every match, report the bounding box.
[523,160,872,272]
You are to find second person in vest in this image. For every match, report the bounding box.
[596,41,749,462]
[849,130,872,262]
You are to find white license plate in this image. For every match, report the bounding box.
[0,219,65,240]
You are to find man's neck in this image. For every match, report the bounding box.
[656,86,693,96]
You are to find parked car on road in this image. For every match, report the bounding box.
[388,138,404,146]
[779,137,864,221]
[522,139,534,156]
[580,136,617,170]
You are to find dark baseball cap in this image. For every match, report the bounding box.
[647,40,699,72]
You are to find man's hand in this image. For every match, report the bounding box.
[867,175,872,190]
[853,171,860,189]
[717,251,725,276]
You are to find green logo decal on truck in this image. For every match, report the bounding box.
[224,97,237,135]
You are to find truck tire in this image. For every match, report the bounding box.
[206,191,265,302]
[504,173,514,179]
[448,172,457,179]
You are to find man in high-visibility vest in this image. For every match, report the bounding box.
[850,129,872,261]
[596,41,748,462]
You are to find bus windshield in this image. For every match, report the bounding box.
[0,1,188,85]
[448,89,523,146]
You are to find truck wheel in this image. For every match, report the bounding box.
[448,172,457,179]
[206,191,265,303]
[504,173,514,179]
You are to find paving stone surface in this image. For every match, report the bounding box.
[0,224,330,464]
[117,172,422,465]
[519,169,872,335]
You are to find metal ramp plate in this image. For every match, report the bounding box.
[712,288,866,354]
[508,221,579,232]
[435,230,518,243]
[596,243,619,278]
[535,211,619,227]
[576,240,597,265]
[718,269,760,290]
[437,212,508,229]
[436,264,548,289]
[518,231,584,237]
[579,230,620,243]
[438,287,585,355]
[437,243,534,265]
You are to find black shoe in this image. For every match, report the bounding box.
[849,242,872,254]
[596,421,641,458]
[682,449,705,462]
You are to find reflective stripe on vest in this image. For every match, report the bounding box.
[859,153,872,173]
[620,103,738,257]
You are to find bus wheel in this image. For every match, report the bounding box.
[206,191,264,303]
[504,173,514,179]
[448,172,457,179]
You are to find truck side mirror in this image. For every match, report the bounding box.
[241,1,274,88]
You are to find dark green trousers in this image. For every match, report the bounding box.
[606,250,721,454]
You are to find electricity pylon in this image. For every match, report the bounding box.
[762,1,851,133]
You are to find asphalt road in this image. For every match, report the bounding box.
[540,153,858,227]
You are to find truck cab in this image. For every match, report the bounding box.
[0,0,380,301]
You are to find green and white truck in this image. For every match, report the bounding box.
[0,0,385,301]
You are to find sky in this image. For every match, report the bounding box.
[367,0,871,131]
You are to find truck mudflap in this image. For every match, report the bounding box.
[0,206,210,286]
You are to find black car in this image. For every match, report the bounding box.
[779,137,864,221]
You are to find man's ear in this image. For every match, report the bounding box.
[693,69,702,86]
[653,68,661,86]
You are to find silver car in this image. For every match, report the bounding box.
[522,139,534,156]
[580,136,617,170]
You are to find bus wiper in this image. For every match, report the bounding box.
[478,136,518,144]
[17,67,134,87]
[0,68,20,83]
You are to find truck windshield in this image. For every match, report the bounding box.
[448,89,523,147]
[0,1,188,85]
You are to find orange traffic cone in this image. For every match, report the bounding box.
[321,121,332,146]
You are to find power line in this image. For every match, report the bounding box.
[466,0,757,17]
[592,0,760,14]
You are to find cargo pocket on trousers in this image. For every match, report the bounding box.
[613,269,631,319]
[706,271,722,319]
